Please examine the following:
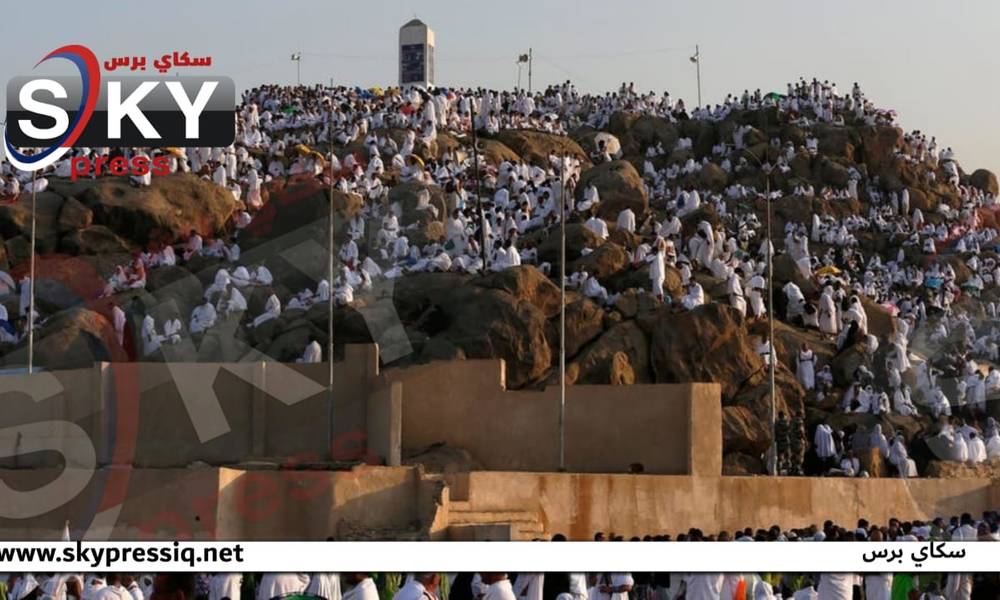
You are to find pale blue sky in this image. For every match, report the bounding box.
[4,0,999,172]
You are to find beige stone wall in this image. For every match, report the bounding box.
[385,359,719,475]
[459,471,1000,540]
[1,466,995,541]
[0,346,380,469]
[0,346,719,475]
[0,465,430,541]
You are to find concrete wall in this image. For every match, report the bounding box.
[458,471,1000,540]
[215,465,425,540]
[2,465,996,541]
[385,359,720,475]
[0,345,386,469]
[0,465,433,541]
[0,346,716,475]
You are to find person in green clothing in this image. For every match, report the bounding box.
[890,573,919,600]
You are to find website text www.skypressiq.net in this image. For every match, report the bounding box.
[0,541,245,569]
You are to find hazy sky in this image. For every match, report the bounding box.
[3,0,999,172]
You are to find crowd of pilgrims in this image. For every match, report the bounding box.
[2,78,1000,473]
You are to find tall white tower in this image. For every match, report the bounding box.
[399,18,434,88]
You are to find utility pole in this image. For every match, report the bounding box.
[690,45,702,108]
[765,170,776,476]
[558,156,568,471]
[469,99,487,271]
[327,107,336,457]
[742,147,776,475]
[27,170,36,373]
[528,48,533,94]
[291,51,302,85]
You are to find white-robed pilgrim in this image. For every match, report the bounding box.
[341,578,379,600]
[209,575,242,600]
[305,574,341,600]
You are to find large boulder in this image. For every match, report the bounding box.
[407,220,446,247]
[831,343,867,387]
[57,197,93,232]
[970,169,999,197]
[496,130,588,165]
[389,272,472,323]
[560,298,605,358]
[631,115,679,150]
[438,287,552,389]
[577,160,649,220]
[732,362,806,422]
[1,307,122,369]
[814,124,856,161]
[571,320,650,384]
[572,242,629,281]
[78,173,237,246]
[606,262,683,299]
[11,255,109,312]
[723,452,764,476]
[0,191,64,253]
[819,158,850,187]
[859,297,897,338]
[698,162,729,191]
[387,181,447,226]
[534,223,603,266]
[473,265,562,319]
[650,303,763,400]
[722,405,771,456]
[859,126,902,175]
[59,226,131,255]
[475,138,520,165]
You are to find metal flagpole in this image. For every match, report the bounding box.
[766,172,777,476]
[328,108,336,454]
[28,170,37,373]
[558,156,567,471]
[743,145,777,475]
[291,52,302,85]
[690,45,702,108]
[528,48,533,94]
[469,99,487,271]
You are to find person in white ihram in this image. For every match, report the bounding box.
[256,574,309,600]
[209,574,242,600]
[512,574,543,600]
[341,575,379,600]
[392,573,440,600]
[306,574,341,600]
[481,574,517,600]
[92,575,132,600]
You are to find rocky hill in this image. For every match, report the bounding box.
[4,102,999,476]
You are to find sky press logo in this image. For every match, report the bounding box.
[3,44,235,172]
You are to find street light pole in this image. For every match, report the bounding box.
[765,172,776,477]
[469,98,487,272]
[558,156,567,471]
[291,51,302,85]
[743,148,776,475]
[528,48,533,94]
[28,170,36,373]
[328,107,336,457]
[691,45,702,108]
